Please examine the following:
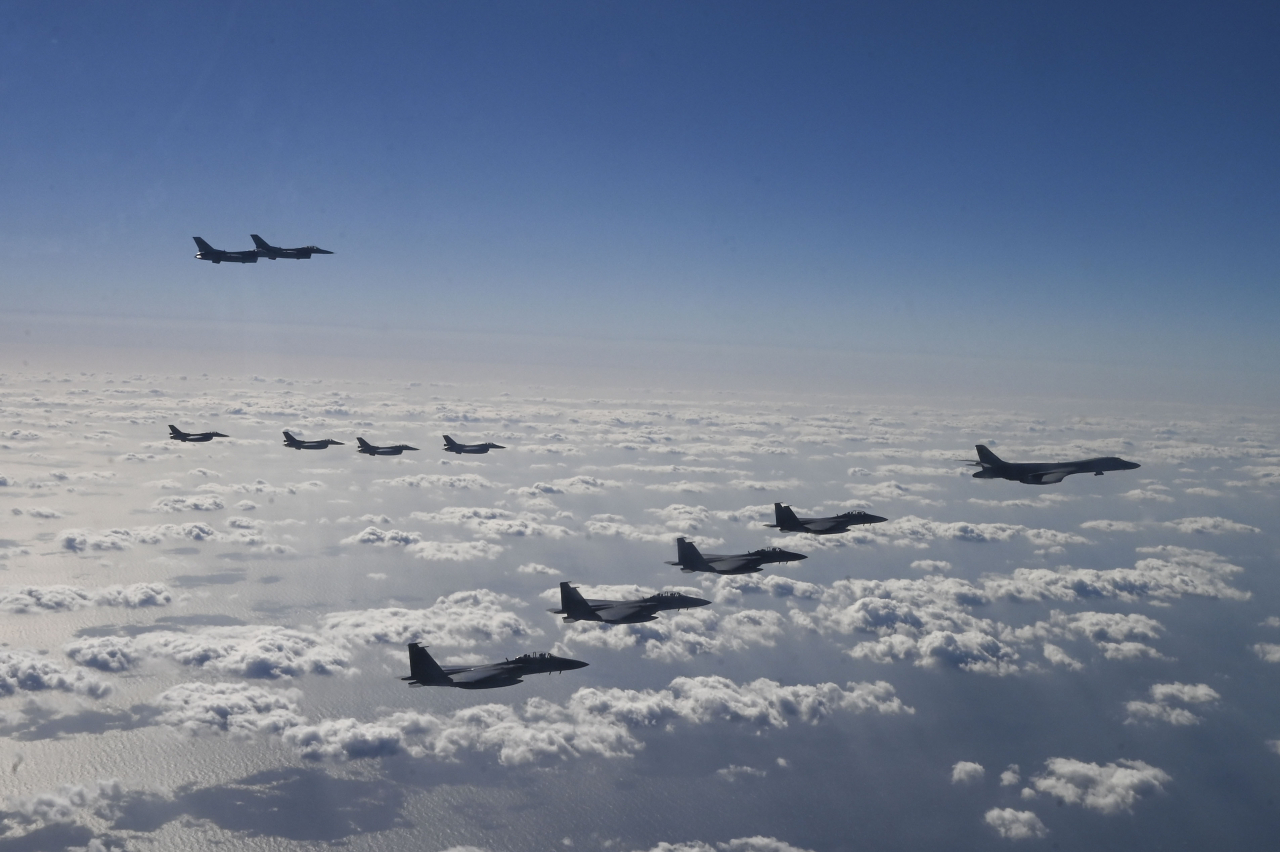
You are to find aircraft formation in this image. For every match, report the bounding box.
[193,235,333,264]
[157,412,1142,687]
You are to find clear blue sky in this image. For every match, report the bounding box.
[2,1,1277,382]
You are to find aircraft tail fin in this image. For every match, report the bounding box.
[975,445,1004,466]
[774,503,801,528]
[192,237,215,252]
[558,582,598,622]
[283,431,297,442]
[357,437,372,449]
[443,435,458,448]
[168,425,186,438]
[250,234,270,250]
[406,643,450,685]
[672,537,711,572]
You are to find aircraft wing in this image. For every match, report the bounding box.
[802,518,845,532]
[1028,469,1073,484]
[595,602,656,622]
[446,665,506,684]
[705,555,755,572]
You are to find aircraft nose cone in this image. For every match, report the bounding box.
[561,658,589,670]
[866,514,888,524]
[1128,461,1141,469]
[689,597,712,608]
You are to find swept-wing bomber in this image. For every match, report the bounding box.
[550,581,711,624]
[765,502,886,535]
[356,437,418,456]
[192,237,258,264]
[282,431,343,450]
[665,537,806,575]
[970,444,1140,485]
[250,234,333,260]
[400,643,587,689]
[443,435,506,454]
[168,425,228,442]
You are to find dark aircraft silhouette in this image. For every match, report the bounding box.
[282,431,343,450]
[168,425,228,442]
[765,502,887,535]
[192,237,257,264]
[443,435,506,454]
[400,643,587,689]
[550,581,711,624]
[970,444,1141,485]
[665,537,807,575]
[356,437,418,456]
[250,234,333,260]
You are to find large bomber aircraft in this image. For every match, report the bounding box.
[193,237,257,264]
[250,234,333,260]
[168,425,228,442]
[765,502,886,535]
[665,537,806,575]
[443,435,506,454]
[550,581,710,624]
[401,643,587,689]
[356,437,418,456]
[970,444,1140,485]
[282,431,343,450]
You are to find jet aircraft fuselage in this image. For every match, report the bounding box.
[665,537,806,575]
[765,502,887,535]
[250,234,333,260]
[401,643,587,689]
[971,444,1140,485]
[168,425,228,443]
[443,435,506,454]
[283,431,344,450]
[193,237,257,264]
[357,437,418,456]
[550,581,711,624]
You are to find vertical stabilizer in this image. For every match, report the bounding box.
[443,435,458,447]
[774,503,802,529]
[406,643,450,684]
[558,582,600,621]
[673,537,711,572]
[357,437,372,449]
[192,237,215,252]
[250,234,270,250]
[975,445,1004,466]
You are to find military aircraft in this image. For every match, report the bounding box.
[192,237,258,264]
[282,431,344,450]
[970,444,1141,485]
[550,581,711,624]
[765,502,887,535]
[168,425,228,442]
[356,437,418,456]
[442,435,506,454]
[250,234,334,260]
[400,643,587,689]
[665,537,807,575]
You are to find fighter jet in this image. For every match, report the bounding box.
[765,502,887,535]
[168,425,228,442]
[442,435,506,454]
[282,431,344,450]
[665,537,806,575]
[250,234,334,260]
[549,581,711,624]
[970,444,1141,485]
[400,643,587,689]
[356,437,418,456]
[192,237,258,264]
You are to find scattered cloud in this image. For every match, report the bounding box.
[951,761,984,784]
[1028,758,1171,814]
[983,808,1048,840]
[1125,682,1220,725]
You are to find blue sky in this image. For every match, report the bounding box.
[2,1,1278,391]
